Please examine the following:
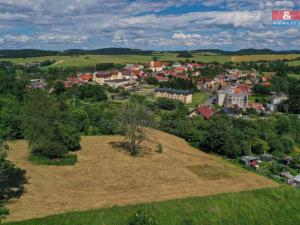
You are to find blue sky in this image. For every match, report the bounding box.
[0,0,299,50]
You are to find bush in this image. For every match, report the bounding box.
[156,142,163,153]
[155,98,178,111]
[28,154,77,166]
[31,138,68,159]
[128,209,158,225]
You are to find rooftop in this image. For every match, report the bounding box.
[155,87,192,95]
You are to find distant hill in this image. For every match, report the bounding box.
[0,49,58,58]
[193,48,300,55]
[63,48,153,55]
[1,48,300,58]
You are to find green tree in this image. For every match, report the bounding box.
[67,108,89,133]
[22,91,67,158]
[58,124,81,151]
[0,142,27,221]
[122,97,154,156]
[0,95,22,140]
[53,81,66,95]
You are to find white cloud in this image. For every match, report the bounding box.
[37,34,89,44]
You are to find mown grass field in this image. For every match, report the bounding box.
[4,187,300,225]
[5,129,276,222]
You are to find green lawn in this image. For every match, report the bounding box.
[187,92,211,108]
[288,74,300,79]
[4,187,300,225]
[249,94,268,104]
[288,60,300,66]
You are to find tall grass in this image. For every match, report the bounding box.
[5,187,300,225]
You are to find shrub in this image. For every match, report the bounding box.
[155,98,178,111]
[128,209,158,225]
[156,142,163,153]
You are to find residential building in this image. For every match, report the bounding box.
[149,61,166,72]
[93,71,123,85]
[78,73,94,82]
[217,86,249,109]
[189,105,214,120]
[154,88,192,104]
[30,79,47,90]
[105,79,134,89]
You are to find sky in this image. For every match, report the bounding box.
[0,0,300,51]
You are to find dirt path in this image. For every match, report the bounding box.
[6,130,278,222]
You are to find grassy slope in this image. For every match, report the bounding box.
[5,187,300,225]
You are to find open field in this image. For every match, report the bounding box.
[0,53,230,67]
[288,74,300,79]
[288,60,300,66]
[5,187,300,225]
[6,129,277,222]
[2,53,299,67]
[232,54,300,62]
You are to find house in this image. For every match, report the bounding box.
[93,71,123,85]
[280,172,294,184]
[79,73,93,82]
[124,64,144,70]
[154,88,192,104]
[293,174,300,188]
[64,77,83,88]
[30,79,47,90]
[174,67,188,73]
[248,103,264,113]
[149,61,166,72]
[155,73,168,82]
[104,79,132,88]
[240,156,259,168]
[260,154,275,162]
[189,105,214,120]
[269,93,288,105]
[217,87,249,109]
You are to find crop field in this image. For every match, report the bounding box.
[6,129,277,222]
[231,54,300,62]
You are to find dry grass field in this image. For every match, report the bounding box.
[6,129,277,222]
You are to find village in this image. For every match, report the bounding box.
[27,59,300,188]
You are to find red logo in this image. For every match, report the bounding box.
[272,10,300,20]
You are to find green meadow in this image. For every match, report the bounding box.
[4,187,300,225]
[0,53,231,68]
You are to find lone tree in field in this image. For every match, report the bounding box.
[122,96,154,156]
[0,141,27,221]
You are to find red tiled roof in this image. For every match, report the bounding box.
[196,106,213,120]
[79,74,93,81]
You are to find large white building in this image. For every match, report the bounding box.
[217,87,248,109]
